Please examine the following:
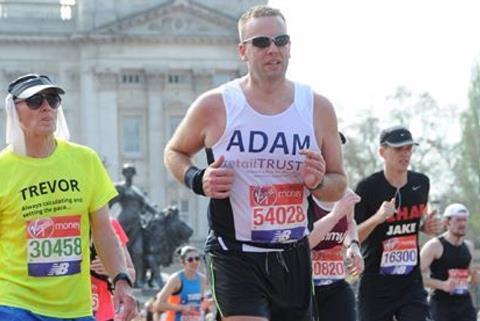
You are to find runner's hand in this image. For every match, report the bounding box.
[422,210,442,235]
[91,256,108,276]
[442,278,456,293]
[113,281,138,321]
[203,155,234,199]
[375,198,396,223]
[299,149,326,190]
[331,190,361,221]
[346,242,364,276]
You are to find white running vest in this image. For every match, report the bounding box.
[211,79,320,244]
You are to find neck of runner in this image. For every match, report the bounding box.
[183,268,197,279]
[383,168,407,188]
[25,136,56,158]
[444,231,464,246]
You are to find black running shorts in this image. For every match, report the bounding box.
[205,238,312,321]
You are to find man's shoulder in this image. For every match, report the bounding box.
[0,145,12,162]
[422,236,443,258]
[193,88,226,112]
[59,139,95,153]
[357,171,384,187]
[58,140,102,163]
[312,92,334,112]
[407,171,429,184]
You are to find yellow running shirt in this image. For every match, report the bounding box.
[0,139,118,318]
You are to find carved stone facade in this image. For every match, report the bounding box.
[0,0,266,242]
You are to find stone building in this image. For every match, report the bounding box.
[0,0,266,242]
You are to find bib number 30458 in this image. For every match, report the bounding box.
[26,215,82,277]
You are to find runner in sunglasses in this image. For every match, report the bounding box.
[164,4,346,321]
[0,73,137,321]
[153,245,209,321]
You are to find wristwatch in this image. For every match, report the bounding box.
[112,272,133,288]
[348,240,360,248]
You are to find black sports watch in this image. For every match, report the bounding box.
[348,240,360,248]
[112,272,133,288]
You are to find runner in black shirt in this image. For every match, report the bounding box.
[420,203,478,321]
[354,125,442,321]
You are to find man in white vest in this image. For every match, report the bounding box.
[164,5,346,321]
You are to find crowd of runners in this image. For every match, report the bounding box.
[0,4,478,321]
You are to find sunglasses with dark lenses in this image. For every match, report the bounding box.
[186,256,201,263]
[243,34,290,48]
[17,93,62,110]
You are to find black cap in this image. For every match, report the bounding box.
[379,125,418,147]
[8,73,65,99]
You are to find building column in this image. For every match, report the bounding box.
[96,69,119,178]
[146,70,166,207]
[79,62,98,147]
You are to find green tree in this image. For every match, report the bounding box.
[342,115,382,185]
[343,86,458,202]
[454,64,480,233]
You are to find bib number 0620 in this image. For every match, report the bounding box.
[253,206,305,226]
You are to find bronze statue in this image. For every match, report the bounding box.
[110,164,193,288]
[110,164,158,288]
[143,206,193,288]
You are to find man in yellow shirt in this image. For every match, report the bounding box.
[0,74,137,321]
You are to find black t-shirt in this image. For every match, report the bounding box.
[355,171,429,285]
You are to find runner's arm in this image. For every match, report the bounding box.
[357,214,383,244]
[465,240,480,284]
[90,205,129,277]
[153,274,189,313]
[164,93,225,183]
[309,191,360,248]
[124,246,136,282]
[164,91,234,198]
[420,238,450,291]
[344,215,359,247]
[310,94,347,202]
[357,198,395,243]
[91,205,137,321]
[344,218,364,276]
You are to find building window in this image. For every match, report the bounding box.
[168,75,180,84]
[60,0,75,21]
[121,71,144,84]
[122,116,142,156]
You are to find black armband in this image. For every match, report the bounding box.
[184,166,206,196]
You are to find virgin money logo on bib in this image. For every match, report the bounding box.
[251,186,277,206]
[27,217,55,238]
[383,237,399,252]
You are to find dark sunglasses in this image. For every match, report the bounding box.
[242,34,290,48]
[186,256,201,263]
[16,93,62,110]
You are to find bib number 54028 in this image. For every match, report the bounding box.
[253,206,305,226]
